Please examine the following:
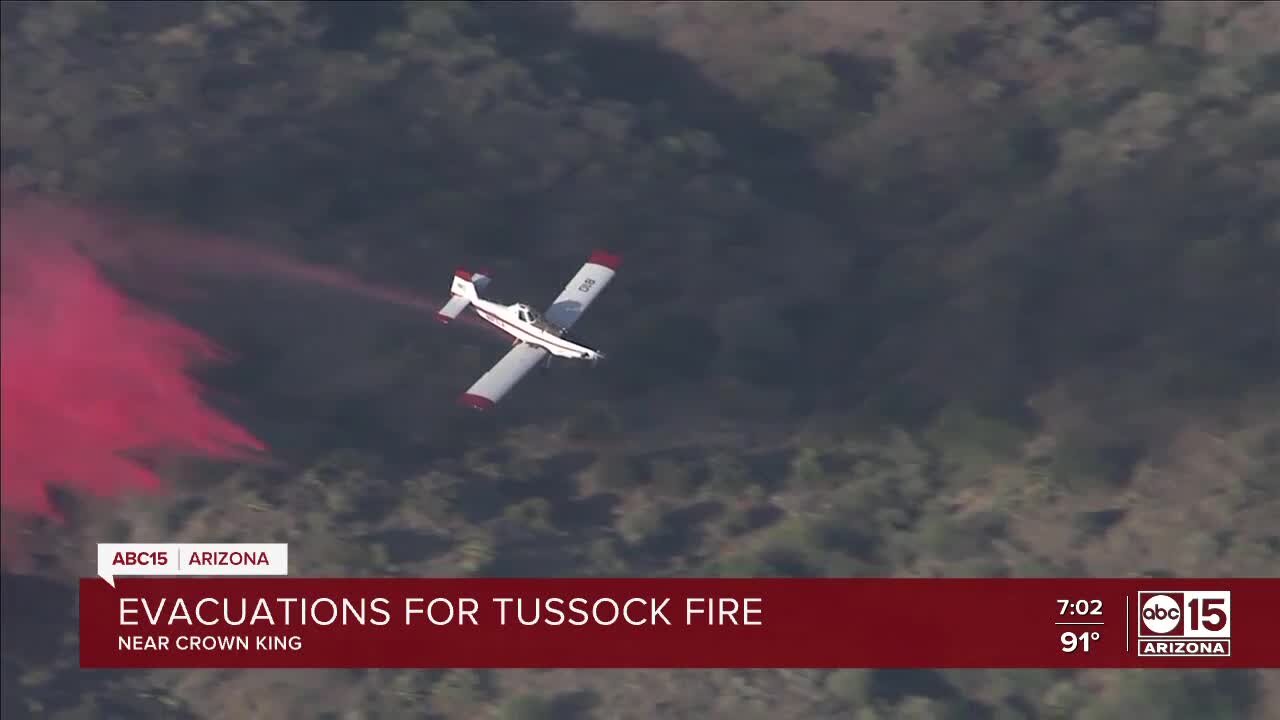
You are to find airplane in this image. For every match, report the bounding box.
[436,249,621,410]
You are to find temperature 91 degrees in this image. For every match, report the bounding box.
[1061,630,1099,653]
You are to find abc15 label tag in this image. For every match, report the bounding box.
[1137,591,1231,658]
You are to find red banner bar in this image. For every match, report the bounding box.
[79,578,1279,669]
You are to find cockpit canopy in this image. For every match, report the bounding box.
[514,304,539,323]
[512,303,564,334]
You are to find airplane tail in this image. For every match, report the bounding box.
[436,269,490,324]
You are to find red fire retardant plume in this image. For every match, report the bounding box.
[1,204,265,521]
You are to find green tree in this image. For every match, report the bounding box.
[496,694,555,720]
[824,668,873,707]
[788,447,826,488]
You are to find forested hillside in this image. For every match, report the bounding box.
[2,2,1277,719]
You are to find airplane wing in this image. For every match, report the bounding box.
[542,250,621,332]
[458,342,548,410]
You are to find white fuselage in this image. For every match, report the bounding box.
[468,297,604,362]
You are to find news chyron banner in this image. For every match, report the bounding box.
[81,546,1279,669]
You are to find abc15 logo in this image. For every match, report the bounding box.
[1137,591,1231,638]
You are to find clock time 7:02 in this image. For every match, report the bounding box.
[1057,599,1102,616]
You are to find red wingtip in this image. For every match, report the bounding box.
[458,393,495,411]
[588,249,622,270]
[454,268,473,280]
[435,313,451,325]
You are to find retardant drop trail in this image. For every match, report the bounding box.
[1,199,265,521]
